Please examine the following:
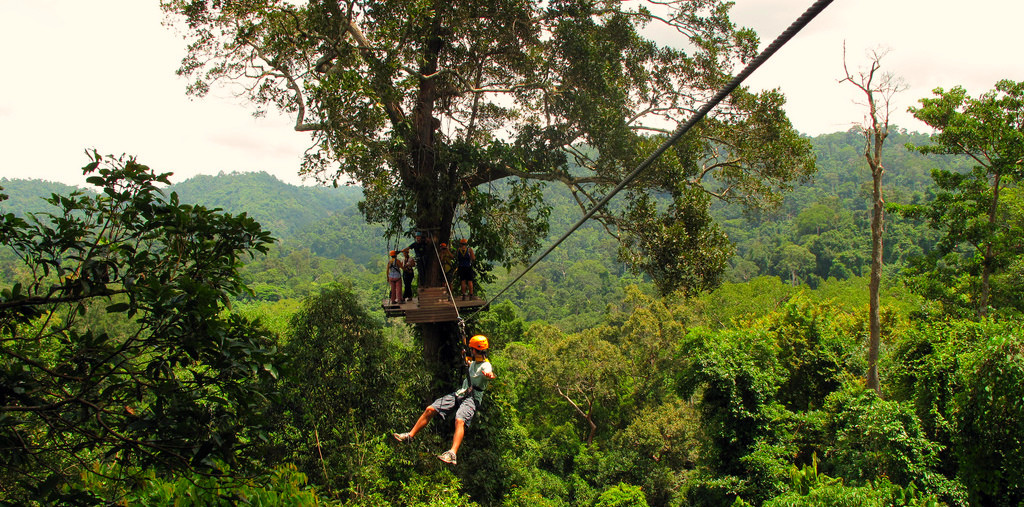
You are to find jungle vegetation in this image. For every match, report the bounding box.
[2,0,1023,502]
[2,114,1023,505]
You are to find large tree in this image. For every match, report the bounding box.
[163,0,813,357]
[902,79,1024,317]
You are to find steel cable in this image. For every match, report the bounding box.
[465,0,836,320]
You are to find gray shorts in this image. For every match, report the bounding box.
[430,392,478,427]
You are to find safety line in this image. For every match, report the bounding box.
[430,238,463,322]
[465,0,835,319]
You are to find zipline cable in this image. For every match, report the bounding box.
[431,238,463,322]
[464,0,835,319]
[430,239,475,350]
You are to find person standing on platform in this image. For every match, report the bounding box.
[406,232,429,278]
[401,249,416,301]
[456,239,476,300]
[386,250,403,305]
[439,242,456,292]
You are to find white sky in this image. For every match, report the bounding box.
[1,0,1021,187]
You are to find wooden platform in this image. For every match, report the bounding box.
[381,287,488,323]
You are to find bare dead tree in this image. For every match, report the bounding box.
[840,43,907,395]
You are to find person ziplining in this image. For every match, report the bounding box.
[392,332,495,465]
[377,0,835,472]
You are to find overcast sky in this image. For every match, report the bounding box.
[1,0,1021,187]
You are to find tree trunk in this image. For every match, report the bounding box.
[867,163,883,394]
[585,411,597,446]
[420,321,463,391]
[409,18,465,387]
[979,172,1002,317]
[557,385,598,446]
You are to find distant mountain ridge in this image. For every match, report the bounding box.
[168,171,365,240]
[1,172,362,241]
[0,178,85,218]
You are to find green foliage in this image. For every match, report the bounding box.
[169,171,368,241]
[231,298,303,340]
[897,80,1024,317]
[823,382,942,488]
[390,471,479,507]
[717,128,960,288]
[165,0,814,296]
[0,154,278,500]
[676,295,896,504]
[677,325,783,477]
[240,245,379,304]
[737,456,943,507]
[885,318,1024,504]
[8,117,1024,505]
[619,187,735,296]
[768,296,859,412]
[950,323,1024,504]
[0,178,84,218]
[595,482,649,507]
[688,276,796,329]
[261,284,429,499]
[473,300,528,346]
[513,326,627,445]
[124,464,334,506]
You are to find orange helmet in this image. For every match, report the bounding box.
[460,238,468,244]
[389,250,397,257]
[468,335,489,351]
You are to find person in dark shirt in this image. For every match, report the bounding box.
[401,250,416,301]
[406,232,429,277]
[456,239,476,300]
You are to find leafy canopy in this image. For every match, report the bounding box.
[898,79,1024,316]
[0,154,277,499]
[163,0,814,294]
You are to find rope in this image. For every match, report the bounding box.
[429,238,473,354]
[464,0,836,319]
[430,238,463,323]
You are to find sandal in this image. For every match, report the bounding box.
[437,450,457,465]
[392,432,412,442]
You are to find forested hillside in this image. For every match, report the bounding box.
[2,124,1022,506]
[170,171,372,239]
[716,128,970,288]
[185,131,971,323]
[0,129,969,327]
[0,178,85,217]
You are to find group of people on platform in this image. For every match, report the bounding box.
[386,232,477,305]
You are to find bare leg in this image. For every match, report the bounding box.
[408,406,437,438]
[449,418,466,455]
